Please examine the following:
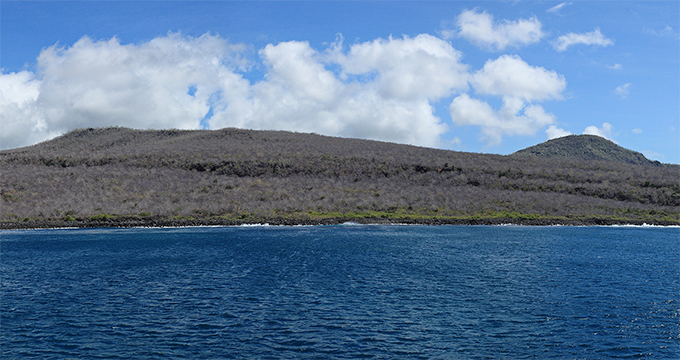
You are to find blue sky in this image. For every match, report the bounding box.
[1,1,678,163]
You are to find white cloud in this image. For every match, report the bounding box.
[546,125,572,139]
[236,39,451,146]
[607,63,623,70]
[229,35,466,147]
[614,83,631,98]
[645,25,677,38]
[449,55,566,146]
[546,2,571,14]
[0,71,54,149]
[1,32,469,150]
[659,25,675,37]
[33,33,250,133]
[583,122,615,141]
[2,30,575,151]
[336,34,469,101]
[471,55,566,102]
[449,95,557,146]
[632,128,643,134]
[451,9,544,51]
[552,28,614,52]
[642,150,664,161]
[450,137,463,147]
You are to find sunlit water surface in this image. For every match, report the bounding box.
[2,225,678,359]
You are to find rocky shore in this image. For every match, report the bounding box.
[2,216,675,230]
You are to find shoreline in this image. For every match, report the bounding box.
[2,216,678,230]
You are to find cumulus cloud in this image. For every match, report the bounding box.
[449,94,557,146]
[552,28,614,52]
[1,32,471,150]
[233,34,468,146]
[546,125,572,139]
[232,39,453,146]
[449,55,566,146]
[1,28,572,151]
[0,71,53,149]
[2,32,251,149]
[471,55,566,102]
[614,83,631,98]
[450,9,544,51]
[583,122,615,141]
[335,34,469,101]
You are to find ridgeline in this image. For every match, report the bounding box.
[1,127,678,228]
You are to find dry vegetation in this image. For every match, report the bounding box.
[512,134,660,165]
[1,127,678,227]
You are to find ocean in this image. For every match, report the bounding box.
[1,225,678,359]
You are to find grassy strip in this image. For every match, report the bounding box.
[4,208,678,230]
[7,208,680,223]
[298,210,679,224]
[17,207,680,222]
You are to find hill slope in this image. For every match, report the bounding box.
[511,135,657,165]
[1,127,678,228]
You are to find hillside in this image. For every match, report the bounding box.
[1,127,678,228]
[511,135,657,165]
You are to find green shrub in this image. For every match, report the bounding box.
[90,213,111,221]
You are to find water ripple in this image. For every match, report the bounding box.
[2,225,678,358]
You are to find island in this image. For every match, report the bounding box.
[1,127,678,229]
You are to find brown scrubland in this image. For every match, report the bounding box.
[1,127,678,228]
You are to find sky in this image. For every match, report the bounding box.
[1,1,678,163]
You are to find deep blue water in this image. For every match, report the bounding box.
[1,225,678,359]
